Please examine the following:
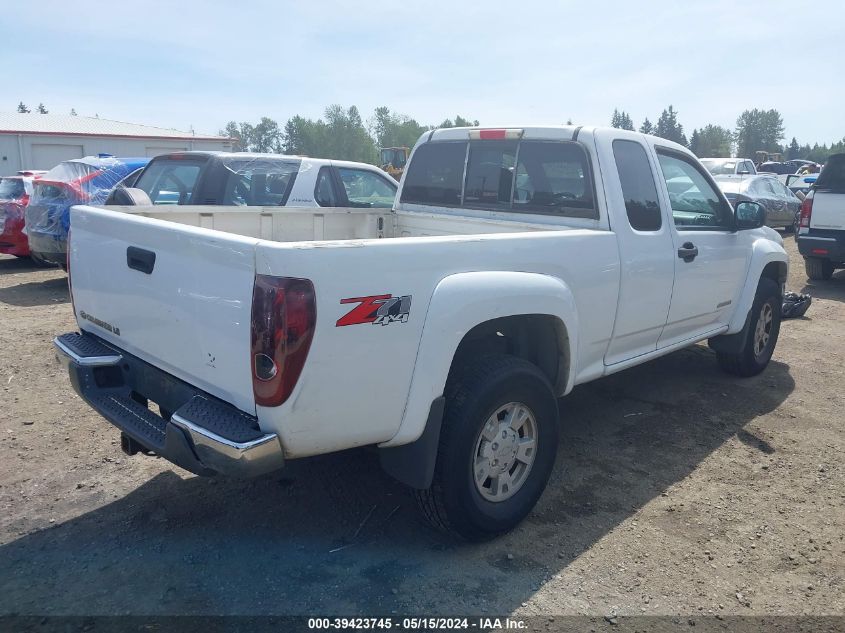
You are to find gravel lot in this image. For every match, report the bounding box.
[0,237,843,619]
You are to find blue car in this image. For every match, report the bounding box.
[25,154,149,266]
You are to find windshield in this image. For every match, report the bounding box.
[0,178,26,201]
[380,149,406,168]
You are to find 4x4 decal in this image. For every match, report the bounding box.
[336,294,412,327]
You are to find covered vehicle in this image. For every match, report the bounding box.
[24,155,149,266]
[0,170,46,258]
[715,174,801,230]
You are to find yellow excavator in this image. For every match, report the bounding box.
[379,147,410,181]
[755,150,784,165]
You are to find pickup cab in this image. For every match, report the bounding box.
[55,126,788,540]
[796,153,845,279]
[106,151,398,210]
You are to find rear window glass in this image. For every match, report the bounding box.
[0,178,25,200]
[464,141,517,209]
[400,141,467,206]
[135,159,205,205]
[612,140,661,231]
[220,157,300,206]
[514,141,596,218]
[814,154,845,192]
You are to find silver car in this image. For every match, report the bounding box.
[715,175,802,231]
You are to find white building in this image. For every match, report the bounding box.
[0,112,232,176]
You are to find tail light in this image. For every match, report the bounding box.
[20,193,30,207]
[799,196,813,229]
[250,275,316,407]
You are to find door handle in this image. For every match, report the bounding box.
[126,246,156,274]
[678,242,698,263]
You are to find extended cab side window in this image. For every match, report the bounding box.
[337,168,397,208]
[314,166,339,207]
[656,151,734,229]
[400,141,467,206]
[514,141,596,218]
[612,140,661,231]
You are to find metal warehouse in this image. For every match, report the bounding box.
[0,112,232,176]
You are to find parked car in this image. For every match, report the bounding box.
[25,155,150,266]
[0,170,46,259]
[107,152,398,210]
[797,153,845,279]
[700,157,757,176]
[786,173,819,196]
[55,126,786,540]
[715,174,802,231]
[757,161,796,176]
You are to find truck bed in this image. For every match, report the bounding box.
[110,204,578,241]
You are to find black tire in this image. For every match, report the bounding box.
[804,256,834,281]
[414,354,559,541]
[716,277,781,377]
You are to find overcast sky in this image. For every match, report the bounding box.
[2,1,843,145]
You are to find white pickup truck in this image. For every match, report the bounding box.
[56,126,788,540]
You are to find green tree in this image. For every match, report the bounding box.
[370,107,427,149]
[689,124,733,157]
[17,101,30,113]
[654,105,687,146]
[639,118,654,135]
[786,137,800,160]
[70,108,78,116]
[37,103,48,114]
[250,117,283,153]
[439,115,480,128]
[734,108,784,158]
[611,109,634,130]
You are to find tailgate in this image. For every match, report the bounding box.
[811,191,845,230]
[68,205,259,414]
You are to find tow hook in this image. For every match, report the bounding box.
[120,432,148,456]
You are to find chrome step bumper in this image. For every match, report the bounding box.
[54,332,284,478]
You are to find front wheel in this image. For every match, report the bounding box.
[716,277,781,377]
[414,355,559,541]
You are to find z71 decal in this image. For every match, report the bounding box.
[336,294,412,327]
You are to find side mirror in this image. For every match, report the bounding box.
[736,201,766,230]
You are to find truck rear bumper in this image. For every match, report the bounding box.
[54,332,284,478]
[797,233,845,262]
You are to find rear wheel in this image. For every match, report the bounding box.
[804,256,834,281]
[716,277,781,377]
[414,355,559,541]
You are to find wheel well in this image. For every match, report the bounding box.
[761,261,787,285]
[449,315,569,393]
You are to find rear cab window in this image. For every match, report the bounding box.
[814,154,845,193]
[400,137,597,219]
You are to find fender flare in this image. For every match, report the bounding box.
[379,271,578,488]
[726,238,788,335]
